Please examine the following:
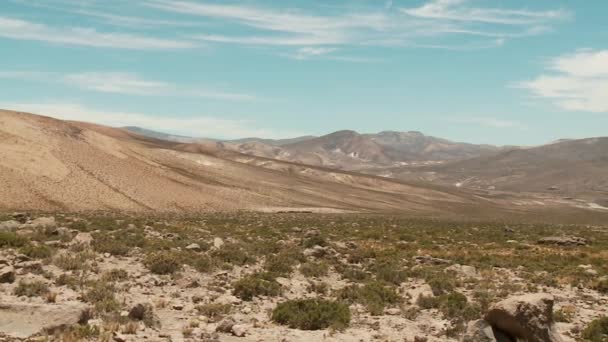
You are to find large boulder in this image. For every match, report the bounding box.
[0,302,90,338]
[485,293,563,342]
[0,220,20,232]
[462,320,515,342]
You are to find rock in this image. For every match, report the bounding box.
[537,236,587,247]
[214,294,241,306]
[0,220,20,232]
[385,308,401,315]
[485,293,563,342]
[29,217,56,228]
[462,320,497,342]
[414,255,451,265]
[414,337,428,342]
[70,232,92,245]
[172,304,184,311]
[113,332,127,342]
[231,324,247,337]
[216,318,235,333]
[0,266,15,283]
[406,284,434,304]
[585,269,598,276]
[0,302,89,338]
[445,264,478,278]
[213,237,224,249]
[128,303,158,327]
[185,243,201,251]
[303,245,328,258]
[11,212,28,223]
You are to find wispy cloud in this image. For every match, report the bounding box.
[146,0,566,56]
[0,102,297,139]
[0,16,196,50]
[0,71,256,101]
[402,0,568,25]
[515,49,608,113]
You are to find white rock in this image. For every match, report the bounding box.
[231,324,248,337]
[214,237,224,249]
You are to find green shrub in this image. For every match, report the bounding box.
[144,252,182,275]
[92,231,144,256]
[20,244,53,259]
[337,281,400,315]
[0,232,27,248]
[211,244,255,266]
[265,254,299,277]
[300,262,329,278]
[593,278,608,294]
[13,280,49,297]
[54,251,94,271]
[233,273,281,301]
[272,299,350,330]
[582,317,608,342]
[370,261,408,285]
[303,236,327,249]
[84,281,120,313]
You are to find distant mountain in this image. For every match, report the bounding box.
[413,137,608,201]
[122,126,506,170]
[122,126,200,143]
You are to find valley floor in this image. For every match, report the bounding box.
[1,212,607,341]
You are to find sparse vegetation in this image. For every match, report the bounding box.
[144,251,182,275]
[14,280,50,297]
[233,273,282,301]
[582,317,608,341]
[272,299,350,330]
[337,281,400,315]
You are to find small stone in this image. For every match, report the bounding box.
[216,318,235,333]
[213,237,224,249]
[185,243,201,251]
[172,304,184,311]
[385,308,401,315]
[231,324,247,337]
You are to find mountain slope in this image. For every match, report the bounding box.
[427,138,608,201]
[0,110,512,215]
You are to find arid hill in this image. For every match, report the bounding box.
[0,110,500,215]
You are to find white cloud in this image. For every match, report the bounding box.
[402,0,568,25]
[0,102,296,139]
[287,47,337,60]
[0,16,196,50]
[0,71,256,101]
[147,0,565,54]
[516,50,608,113]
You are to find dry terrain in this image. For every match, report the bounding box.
[1,212,608,341]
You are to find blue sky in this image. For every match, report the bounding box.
[0,0,607,145]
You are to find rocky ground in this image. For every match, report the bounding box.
[1,212,607,341]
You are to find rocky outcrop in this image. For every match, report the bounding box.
[484,293,563,342]
[0,302,90,338]
[537,236,587,247]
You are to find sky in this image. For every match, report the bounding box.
[0,0,607,145]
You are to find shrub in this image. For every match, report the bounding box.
[84,281,120,313]
[337,281,400,315]
[233,273,281,301]
[300,262,329,278]
[582,317,608,342]
[0,232,27,248]
[211,244,255,266]
[14,280,50,297]
[303,236,327,249]
[20,244,53,259]
[92,231,144,256]
[144,252,181,275]
[593,278,608,294]
[101,269,129,282]
[370,261,408,285]
[54,251,94,271]
[195,303,231,322]
[272,299,350,330]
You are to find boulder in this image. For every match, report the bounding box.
[231,324,248,337]
[0,302,89,338]
[462,320,514,342]
[0,266,15,283]
[537,236,587,247]
[70,232,92,246]
[216,318,235,333]
[485,293,563,342]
